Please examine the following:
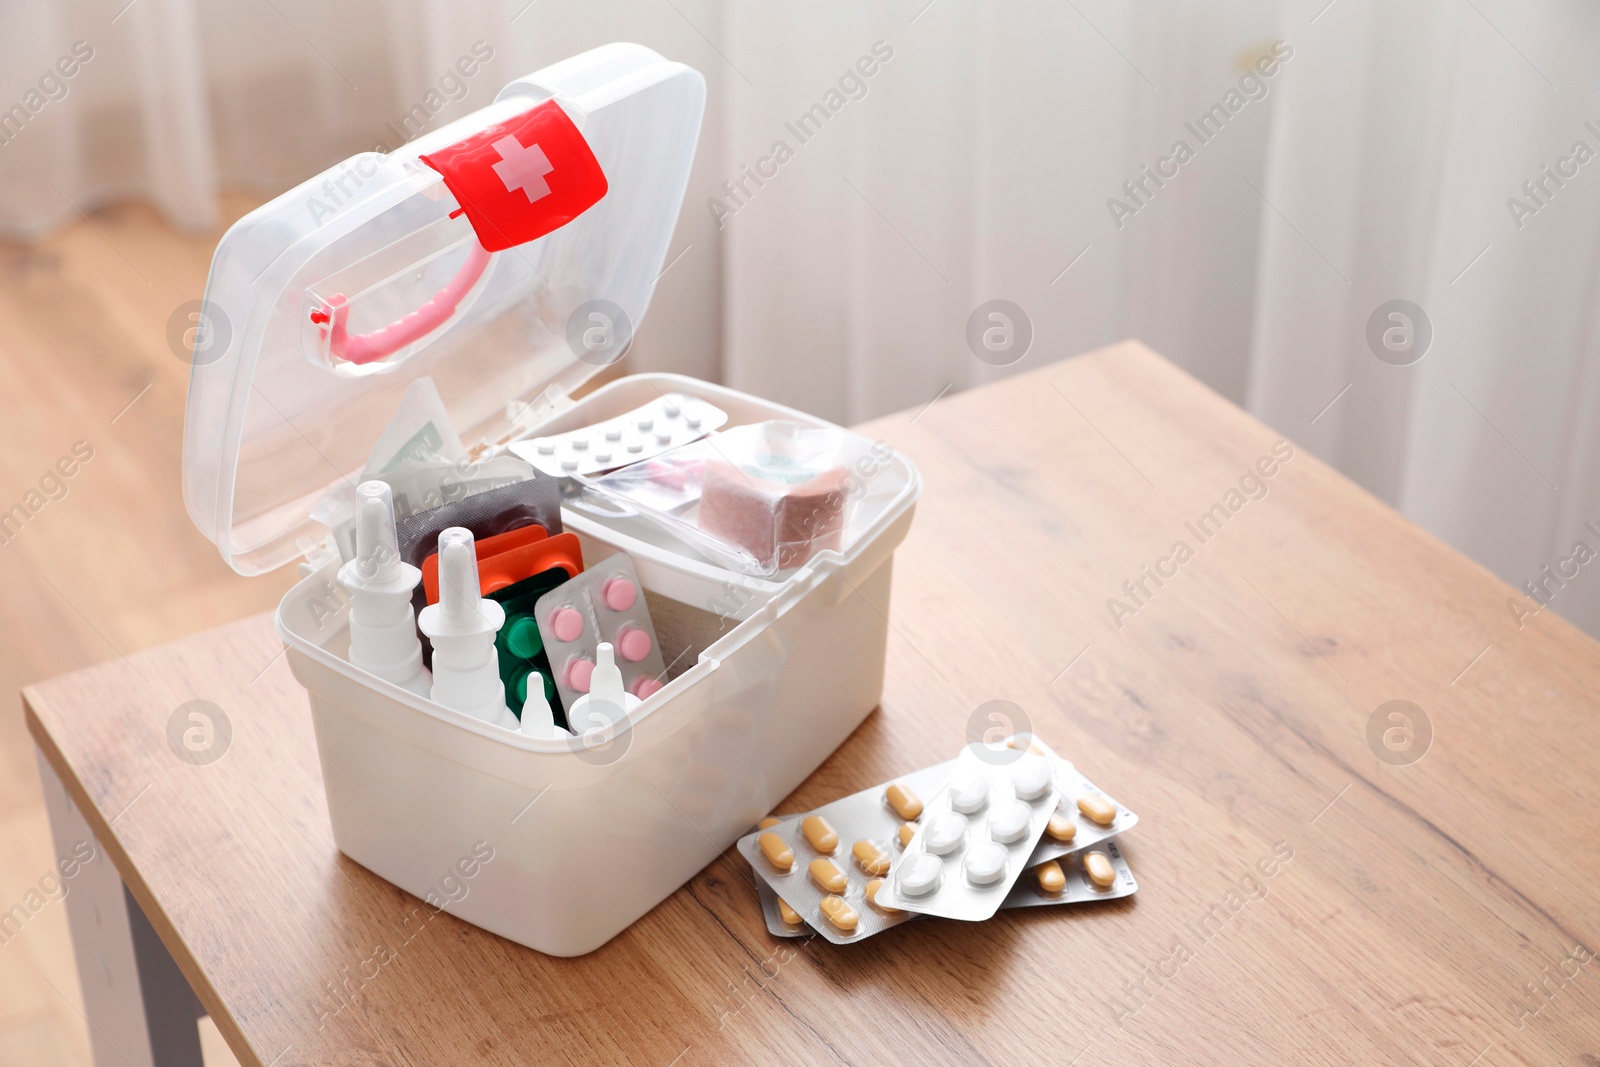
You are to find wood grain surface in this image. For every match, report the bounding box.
[25,342,1600,1066]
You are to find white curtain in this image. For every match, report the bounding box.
[4,0,1599,633]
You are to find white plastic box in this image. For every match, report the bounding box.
[182,44,919,955]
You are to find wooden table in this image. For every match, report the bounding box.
[26,343,1600,1066]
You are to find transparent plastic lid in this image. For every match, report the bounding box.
[182,44,706,575]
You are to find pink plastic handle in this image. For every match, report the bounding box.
[310,241,492,366]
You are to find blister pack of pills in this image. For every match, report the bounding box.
[509,393,728,476]
[736,762,953,944]
[1004,838,1138,909]
[869,744,1060,920]
[533,553,668,714]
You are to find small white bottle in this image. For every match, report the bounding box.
[416,527,518,730]
[337,481,429,696]
[518,671,571,739]
[566,642,641,734]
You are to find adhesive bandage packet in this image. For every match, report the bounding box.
[756,842,1139,938]
[737,761,954,944]
[871,743,1060,920]
[532,553,668,719]
[509,393,728,476]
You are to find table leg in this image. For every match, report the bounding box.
[36,749,206,1067]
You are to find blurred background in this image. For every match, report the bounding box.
[4,0,1600,1062]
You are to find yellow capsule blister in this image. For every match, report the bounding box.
[801,815,839,853]
[885,782,923,820]
[1084,850,1116,888]
[758,832,795,872]
[1046,812,1077,842]
[864,877,900,914]
[852,839,890,876]
[809,857,847,893]
[896,823,917,849]
[777,897,802,925]
[819,894,859,931]
[1036,860,1066,894]
[757,816,781,831]
[1077,793,1117,827]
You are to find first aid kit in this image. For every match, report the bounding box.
[181,44,920,956]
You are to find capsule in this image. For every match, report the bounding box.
[864,878,901,914]
[1036,860,1066,894]
[809,857,848,893]
[1084,850,1116,888]
[777,897,802,925]
[819,894,859,932]
[1077,793,1118,827]
[896,823,917,849]
[885,782,923,820]
[1045,812,1077,843]
[758,832,795,872]
[757,816,781,831]
[852,839,890,876]
[801,815,839,854]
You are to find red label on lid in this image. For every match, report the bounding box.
[420,99,608,252]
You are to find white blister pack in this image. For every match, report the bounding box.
[872,743,1059,920]
[509,393,727,476]
[736,762,951,944]
[1005,838,1138,909]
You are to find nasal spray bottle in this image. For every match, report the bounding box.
[566,642,641,735]
[337,481,429,696]
[417,527,519,730]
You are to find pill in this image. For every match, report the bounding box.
[924,811,969,855]
[685,412,703,429]
[536,440,556,455]
[655,429,674,444]
[1077,794,1118,826]
[602,576,637,611]
[1045,812,1077,843]
[1012,755,1053,801]
[1084,850,1116,888]
[988,798,1032,844]
[864,878,900,914]
[561,457,578,471]
[757,832,794,872]
[809,857,847,894]
[897,853,943,897]
[964,841,1008,885]
[852,839,890,876]
[617,624,652,662]
[1036,860,1066,894]
[896,823,917,849]
[757,816,781,831]
[565,657,594,692]
[503,615,543,658]
[631,676,664,699]
[949,769,989,814]
[637,416,654,431]
[776,897,802,925]
[819,894,858,932]
[885,783,923,820]
[801,815,839,853]
[571,437,589,451]
[550,607,585,643]
[605,427,623,441]
[627,440,645,453]
[593,450,612,464]
[663,394,683,416]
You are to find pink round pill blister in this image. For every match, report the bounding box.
[616,624,652,662]
[602,577,637,612]
[631,676,664,699]
[551,606,585,643]
[565,657,594,692]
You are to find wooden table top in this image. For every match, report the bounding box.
[26,342,1600,1066]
